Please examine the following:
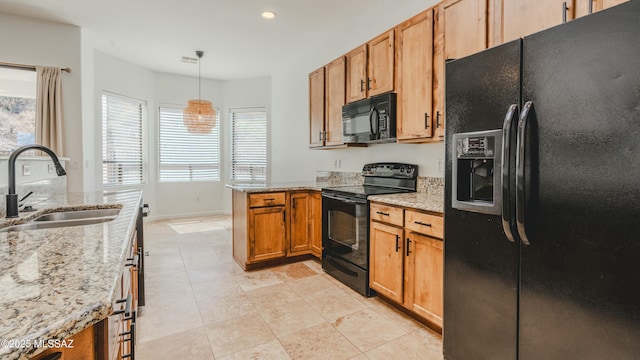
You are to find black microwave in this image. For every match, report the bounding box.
[342,92,396,144]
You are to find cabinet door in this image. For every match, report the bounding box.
[290,192,311,255]
[368,29,395,97]
[433,0,487,139]
[576,0,628,16]
[370,221,405,303]
[309,67,325,148]
[405,232,443,328]
[325,57,347,146]
[249,206,286,262]
[502,0,575,43]
[310,192,323,258]
[397,9,434,141]
[346,44,368,103]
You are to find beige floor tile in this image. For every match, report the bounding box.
[366,298,424,333]
[244,282,304,311]
[137,292,203,343]
[205,313,276,358]
[271,262,319,282]
[218,339,292,360]
[279,323,361,360]
[302,259,324,273]
[236,269,284,291]
[187,265,233,284]
[349,355,369,360]
[332,308,410,352]
[305,286,368,322]
[191,279,244,303]
[260,299,325,337]
[364,328,443,360]
[145,270,192,294]
[289,275,336,300]
[198,293,257,325]
[136,327,214,360]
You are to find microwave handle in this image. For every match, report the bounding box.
[369,106,379,139]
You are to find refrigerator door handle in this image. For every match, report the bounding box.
[501,104,519,243]
[516,101,533,246]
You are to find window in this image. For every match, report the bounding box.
[158,105,220,182]
[102,92,146,186]
[0,68,36,154]
[230,108,267,182]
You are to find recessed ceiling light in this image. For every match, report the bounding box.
[261,11,276,20]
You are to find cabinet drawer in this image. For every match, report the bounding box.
[370,203,403,227]
[405,210,443,239]
[249,192,286,207]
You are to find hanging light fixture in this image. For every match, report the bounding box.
[184,50,216,134]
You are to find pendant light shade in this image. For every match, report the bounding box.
[184,50,216,133]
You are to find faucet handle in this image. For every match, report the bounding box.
[19,191,34,203]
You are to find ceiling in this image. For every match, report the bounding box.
[0,0,379,80]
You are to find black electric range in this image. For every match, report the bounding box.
[321,163,418,296]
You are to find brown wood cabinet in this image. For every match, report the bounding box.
[369,202,444,331]
[346,44,368,103]
[325,57,347,146]
[233,190,321,269]
[309,67,325,148]
[500,0,575,44]
[433,0,489,140]
[249,203,287,262]
[309,192,323,258]
[396,9,436,142]
[575,0,628,17]
[370,220,405,303]
[346,30,395,103]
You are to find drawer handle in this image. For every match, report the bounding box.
[414,221,432,227]
[376,211,390,216]
[264,198,275,201]
[114,294,132,317]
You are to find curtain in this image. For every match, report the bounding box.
[35,66,64,155]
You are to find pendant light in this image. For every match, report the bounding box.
[184,50,216,134]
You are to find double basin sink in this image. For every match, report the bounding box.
[0,208,121,232]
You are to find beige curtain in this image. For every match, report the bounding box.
[35,66,64,155]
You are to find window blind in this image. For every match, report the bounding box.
[230,109,267,182]
[159,106,220,182]
[102,93,145,186]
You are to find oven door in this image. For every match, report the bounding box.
[322,192,369,269]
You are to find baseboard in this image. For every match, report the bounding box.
[146,209,231,222]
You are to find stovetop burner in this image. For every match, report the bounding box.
[322,162,418,199]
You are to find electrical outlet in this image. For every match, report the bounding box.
[22,165,31,176]
[437,159,444,172]
[48,164,55,173]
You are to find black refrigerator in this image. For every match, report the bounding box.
[444,2,640,359]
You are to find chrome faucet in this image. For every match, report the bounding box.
[5,145,66,218]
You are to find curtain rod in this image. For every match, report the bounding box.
[0,61,71,73]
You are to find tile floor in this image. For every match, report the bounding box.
[137,215,443,359]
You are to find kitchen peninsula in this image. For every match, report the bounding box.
[0,190,143,360]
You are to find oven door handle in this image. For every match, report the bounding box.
[322,193,366,205]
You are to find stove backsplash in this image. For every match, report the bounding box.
[316,171,443,195]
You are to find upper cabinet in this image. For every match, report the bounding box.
[368,30,396,97]
[433,0,489,139]
[325,57,347,146]
[346,30,396,103]
[500,0,575,43]
[575,0,629,17]
[346,45,368,103]
[396,9,435,142]
[309,67,325,148]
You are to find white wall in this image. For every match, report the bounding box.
[0,12,84,191]
[270,0,445,182]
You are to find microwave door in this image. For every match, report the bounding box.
[369,106,379,140]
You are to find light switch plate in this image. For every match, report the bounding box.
[23,164,31,176]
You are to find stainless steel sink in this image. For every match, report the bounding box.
[0,208,121,232]
[32,208,121,222]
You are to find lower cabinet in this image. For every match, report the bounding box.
[369,202,444,330]
[233,189,322,270]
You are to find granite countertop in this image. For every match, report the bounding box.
[0,190,143,360]
[368,192,444,214]
[226,181,328,193]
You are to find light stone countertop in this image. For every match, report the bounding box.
[0,190,143,360]
[226,181,327,193]
[368,192,444,214]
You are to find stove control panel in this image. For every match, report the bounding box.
[361,163,418,179]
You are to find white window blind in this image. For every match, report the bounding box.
[230,109,267,182]
[159,106,220,182]
[102,93,145,186]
